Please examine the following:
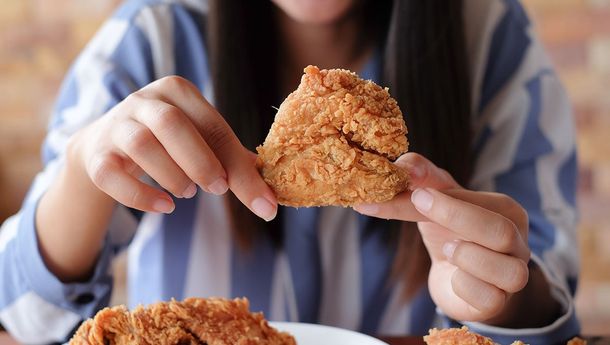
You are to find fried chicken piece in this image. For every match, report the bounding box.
[69,297,296,345]
[256,65,409,207]
[424,326,587,345]
[424,327,497,345]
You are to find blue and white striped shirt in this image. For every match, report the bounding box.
[0,0,580,344]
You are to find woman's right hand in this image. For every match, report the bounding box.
[70,76,278,221]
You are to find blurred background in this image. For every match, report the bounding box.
[0,0,608,335]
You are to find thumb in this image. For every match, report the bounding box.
[394,152,461,191]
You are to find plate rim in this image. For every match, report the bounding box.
[270,321,390,345]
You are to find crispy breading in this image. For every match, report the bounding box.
[424,327,497,345]
[69,298,296,345]
[566,337,587,345]
[424,327,586,345]
[256,65,409,207]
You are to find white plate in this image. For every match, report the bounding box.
[270,322,389,345]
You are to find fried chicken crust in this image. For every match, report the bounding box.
[424,327,497,345]
[256,65,409,207]
[69,298,296,345]
[424,327,587,345]
[566,337,587,345]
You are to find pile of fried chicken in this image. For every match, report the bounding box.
[69,298,586,345]
[69,297,295,345]
[256,65,409,207]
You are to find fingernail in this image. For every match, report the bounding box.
[412,188,433,212]
[354,204,379,215]
[443,241,458,259]
[153,198,175,214]
[182,183,198,198]
[208,178,229,195]
[251,197,277,222]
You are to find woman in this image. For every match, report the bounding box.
[0,0,579,344]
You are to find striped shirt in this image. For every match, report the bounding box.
[0,0,580,344]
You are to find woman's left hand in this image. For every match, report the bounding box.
[354,153,531,323]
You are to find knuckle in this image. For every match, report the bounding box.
[506,260,529,292]
[88,154,115,189]
[492,219,519,253]
[125,91,145,104]
[495,193,515,209]
[204,121,235,152]
[412,152,430,169]
[497,193,529,230]
[419,163,430,183]
[157,75,192,92]
[439,204,462,227]
[127,186,144,209]
[482,288,506,315]
[501,194,522,214]
[513,205,529,232]
[152,105,183,130]
[411,154,431,181]
[124,127,154,155]
[439,168,452,181]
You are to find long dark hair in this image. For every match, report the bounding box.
[207,0,473,298]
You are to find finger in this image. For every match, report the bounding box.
[443,189,529,240]
[353,190,427,222]
[139,76,277,221]
[355,188,528,241]
[394,152,460,190]
[355,152,462,219]
[451,269,507,317]
[445,241,529,293]
[229,150,279,222]
[113,120,196,199]
[412,188,529,260]
[139,76,238,153]
[129,97,228,195]
[87,152,175,213]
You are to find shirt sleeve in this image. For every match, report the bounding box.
[447,0,580,343]
[0,4,157,343]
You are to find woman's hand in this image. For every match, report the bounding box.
[354,153,534,324]
[38,76,279,282]
[71,76,277,221]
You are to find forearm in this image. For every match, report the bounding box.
[36,139,115,283]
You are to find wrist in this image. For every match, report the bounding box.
[65,131,94,191]
[36,131,116,282]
